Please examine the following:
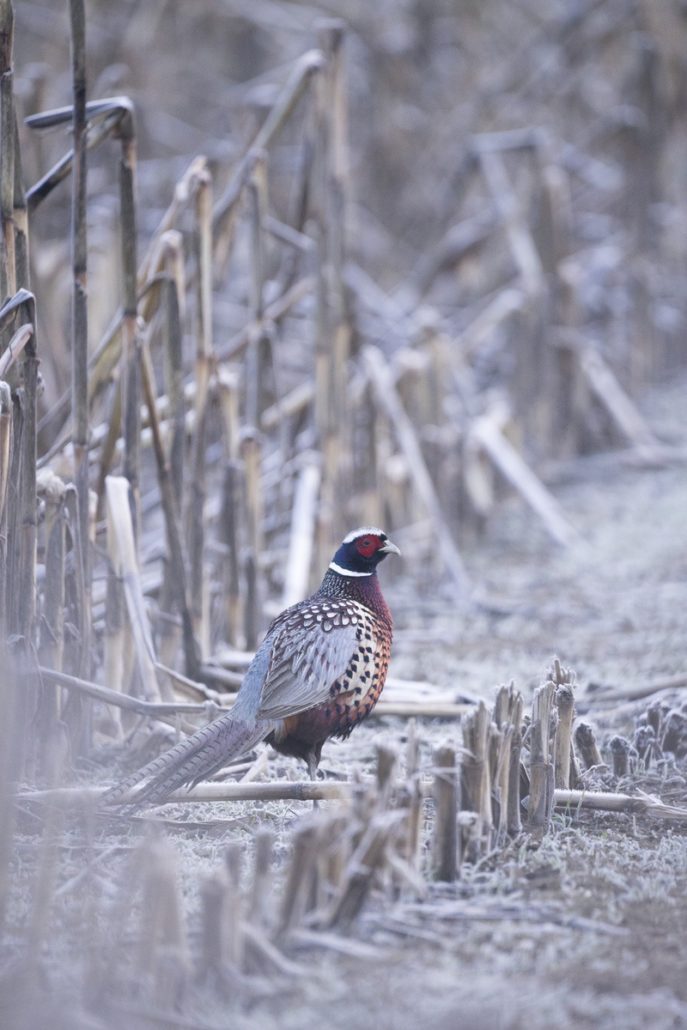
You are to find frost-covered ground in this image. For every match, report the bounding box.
[4,376,687,1030]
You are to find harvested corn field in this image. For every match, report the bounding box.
[2,2,687,1029]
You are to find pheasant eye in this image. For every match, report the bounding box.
[356,536,379,557]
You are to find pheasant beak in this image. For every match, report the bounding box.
[380,538,401,557]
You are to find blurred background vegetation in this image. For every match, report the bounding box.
[2,0,684,676]
[18,0,687,402]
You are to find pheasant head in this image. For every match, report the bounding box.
[328,527,401,578]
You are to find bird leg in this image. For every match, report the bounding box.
[306,750,320,809]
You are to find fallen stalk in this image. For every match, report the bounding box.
[588,673,687,704]
[371,702,472,718]
[553,789,687,823]
[37,666,217,735]
[36,665,472,721]
[18,782,354,805]
[16,782,687,824]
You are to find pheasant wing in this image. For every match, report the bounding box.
[256,601,362,720]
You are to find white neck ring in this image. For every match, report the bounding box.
[328,561,373,578]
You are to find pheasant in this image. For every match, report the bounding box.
[104,527,400,807]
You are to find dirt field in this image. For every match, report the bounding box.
[3,375,686,1030]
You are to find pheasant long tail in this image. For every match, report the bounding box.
[101,712,269,809]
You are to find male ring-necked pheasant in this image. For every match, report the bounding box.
[105,527,400,807]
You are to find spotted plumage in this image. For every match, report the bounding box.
[104,527,399,807]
